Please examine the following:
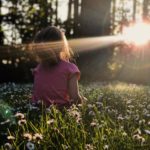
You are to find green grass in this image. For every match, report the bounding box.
[0,82,150,150]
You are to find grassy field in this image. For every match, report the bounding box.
[0,82,150,150]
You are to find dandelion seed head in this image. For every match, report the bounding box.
[26,142,35,150]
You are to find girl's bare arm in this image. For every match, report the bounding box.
[68,74,83,104]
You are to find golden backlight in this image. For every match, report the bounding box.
[122,21,150,46]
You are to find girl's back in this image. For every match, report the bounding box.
[32,60,80,106]
[32,26,84,107]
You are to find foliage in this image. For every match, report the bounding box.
[0,82,150,149]
[1,0,60,44]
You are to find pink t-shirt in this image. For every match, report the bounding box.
[32,60,80,106]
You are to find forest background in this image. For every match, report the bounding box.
[0,0,150,84]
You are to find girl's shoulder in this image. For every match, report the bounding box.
[60,60,78,69]
[60,60,80,79]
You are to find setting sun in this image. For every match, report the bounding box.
[122,22,150,45]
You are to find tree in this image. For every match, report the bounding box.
[79,0,111,37]
[2,0,59,44]
[133,0,136,21]
[66,0,81,37]
[143,0,149,21]
[0,0,4,45]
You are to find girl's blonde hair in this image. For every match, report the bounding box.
[33,26,73,66]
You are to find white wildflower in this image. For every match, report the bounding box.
[96,101,103,107]
[128,105,134,109]
[147,104,150,109]
[68,108,82,123]
[124,115,130,120]
[126,100,131,105]
[7,135,15,140]
[87,104,94,109]
[18,119,27,126]
[90,122,97,127]
[15,112,25,119]
[0,119,10,125]
[132,134,140,140]
[23,133,32,141]
[33,133,43,141]
[103,145,109,150]
[85,144,94,150]
[88,111,95,116]
[122,131,127,136]
[134,128,141,135]
[62,144,69,149]
[102,135,107,141]
[134,114,140,120]
[145,114,150,117]
[139,119,145,125]
[127,109,132,115]
[132,134,145,144]
[4,143,13,150]
[47,119,55,125]
[77,104,82,107]
[143,109,148,115]
[117,115,124,121]
[90,119,99,127]
[144,129,150,135]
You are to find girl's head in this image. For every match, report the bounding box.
[33,26,73,66]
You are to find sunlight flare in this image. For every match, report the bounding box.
[122,22,150,45]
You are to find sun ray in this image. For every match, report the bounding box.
[122,21,150,46]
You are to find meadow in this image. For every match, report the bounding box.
[0,82,150,150]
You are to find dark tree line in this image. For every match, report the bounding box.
[1,0,150,44]
[0,0,150,83]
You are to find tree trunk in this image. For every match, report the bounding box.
[133,0,136,21]
[74,0,79,37]
[143,0,149,20]
[41,0,48,27]
[111,0,116,34]
[80,0,111,37]
[55,0,58,25]
[0,0,4,45]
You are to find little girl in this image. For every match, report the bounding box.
[32,26,84,107]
